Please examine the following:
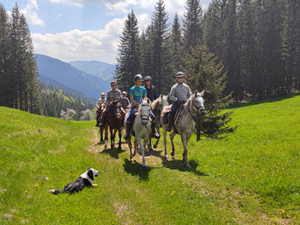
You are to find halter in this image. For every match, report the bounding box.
[188,96,205,122]
[140,103,150,121]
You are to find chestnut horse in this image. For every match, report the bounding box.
[98,103,109,146]
[106,100,124,150]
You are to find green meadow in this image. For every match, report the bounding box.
[1,93,300,224]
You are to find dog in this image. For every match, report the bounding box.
[51,168,99,194]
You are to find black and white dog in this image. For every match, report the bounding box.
[51,168,99,194]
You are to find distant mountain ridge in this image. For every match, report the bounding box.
[69,60,115,81]
[35,54,110,100]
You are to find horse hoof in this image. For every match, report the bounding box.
[153,144,157,149]
[118,146,122,150]
[164,156,168,161]
[171,152,174,157]
[149,148,153,152]
[186,163,191,168]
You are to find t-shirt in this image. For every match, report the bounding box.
[129,86,147,105]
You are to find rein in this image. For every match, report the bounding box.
[187,97,203,122]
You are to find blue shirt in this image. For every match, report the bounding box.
[129,86,147,104]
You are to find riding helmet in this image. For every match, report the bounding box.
[134,74,143,81]
[144,76,152,81]
[175,71,184,78]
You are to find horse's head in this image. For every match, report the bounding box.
[110,100,122,119]
[192,90,206,117]
[139,98,151,126]
[159,94,169,108]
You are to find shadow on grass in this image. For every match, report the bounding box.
[100,148,126,159]
[162,159,208,177]
[228,92,300,109]
[123,158,151,181]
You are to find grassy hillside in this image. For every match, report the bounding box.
[1,93,300,224]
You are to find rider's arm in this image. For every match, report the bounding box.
[170,86,177,102]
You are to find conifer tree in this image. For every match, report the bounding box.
[151,0,172,94]
[115,11,140,92]
[183,0,203,52]
[170,13,183,71]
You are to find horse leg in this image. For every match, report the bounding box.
[110,127,115,150]
[133,138,138,156]
[181,133,191,168]
[137,136,146,167]
[118,128,122,150]
[170,132,176,158]
[104,125,108,149]
[99,127,104,145]
[162,126,168,160]
[148,138,153,151]
[127,139,133,161]
[153,125,160,149]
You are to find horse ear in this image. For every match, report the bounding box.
[199,90,205,96]
[194,90,198,96]
[147,98,151,104]
[160,94,163,99]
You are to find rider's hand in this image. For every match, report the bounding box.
[176,99,183,105]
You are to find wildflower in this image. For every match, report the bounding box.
[25,190,28,193]
[182,182,184,185]
[171,191,176,195]
[35,184,39,187]
[243,174,246,177]
[87,198,90,200]
[73,174,75,177]
[219,173,222,176]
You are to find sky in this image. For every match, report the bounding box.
[2,0,212,65]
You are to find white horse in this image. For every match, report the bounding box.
[125,98,152,167]
[161,90,206,168]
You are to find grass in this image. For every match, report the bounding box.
[1,92,300,224]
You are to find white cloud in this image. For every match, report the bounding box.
[31,17,126,64]
[49,0,100,7]
[22,0,46,27]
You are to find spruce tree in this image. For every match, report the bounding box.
[115,11,140,92]
[183,0,203,53]
[151,0,172,94]
[170,13,183,71]
[181,44,234,139]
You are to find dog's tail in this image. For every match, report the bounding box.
[51,189,64,195]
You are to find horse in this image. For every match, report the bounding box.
[106,100,124,150]
[147,95,169,151]
[125,98,152,167]
[161,90,206,168]
[98,103,109,147]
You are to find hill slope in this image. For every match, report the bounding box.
[69,60,115,81]
[36,54,110,100]
[1,93,300,224]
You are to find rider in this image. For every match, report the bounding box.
[124,74,160,140]
[144,76,158,101]
[166,71,192,132]
[100,80,122,128]
[121,91,130,112]
[95,92,106,127]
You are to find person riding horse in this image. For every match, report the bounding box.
[124,74,160,140]
[166,71,192,132]
[100,80,122,128]
[144,76,158,101]
[121,91,130,112]
[95,92,106,127]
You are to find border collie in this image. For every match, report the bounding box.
[51,168,99,194]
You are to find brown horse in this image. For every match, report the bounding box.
[98,103,108,146]
[148,95,169,151]
[106,100,124,150]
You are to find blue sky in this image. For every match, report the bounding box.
[2,0,212,64]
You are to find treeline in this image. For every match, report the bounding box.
[115,0,300,102]
[0,4,41,113]
[40,82,94,120]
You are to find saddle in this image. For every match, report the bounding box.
[161,104,185,125]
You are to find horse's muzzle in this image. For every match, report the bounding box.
[200,109,206,116]
[141,119,148,126]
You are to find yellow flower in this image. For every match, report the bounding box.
[35,184,39,187]
[243,174,246,177]
[171,191,175,195]
[182,182,184,185]
[25,190,28,193]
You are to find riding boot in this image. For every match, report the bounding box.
[166,113,175,132]
[150,123,160,139]
[124,124,132,140]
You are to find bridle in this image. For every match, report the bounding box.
[140,103,150,123]
[188,95,206,122]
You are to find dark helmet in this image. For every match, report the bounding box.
[144,76,152,81]
[176,71,184,78]
[110,80,117,85]
[134,74,143,81]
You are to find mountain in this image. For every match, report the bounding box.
[35,54,110,100]
[68,60,115,81]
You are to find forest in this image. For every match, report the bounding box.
[115,0,300,103]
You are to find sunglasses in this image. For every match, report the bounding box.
[111,84,116,86]
[177,77,184,79]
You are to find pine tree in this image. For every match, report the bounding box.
[151,0,172,94]
[181,44,234,139]
[115,11,140,92]
[0,4,13,107]
[170,13,183,71]
[183,0,203,53]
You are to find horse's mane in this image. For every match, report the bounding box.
[151,98,160,111]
